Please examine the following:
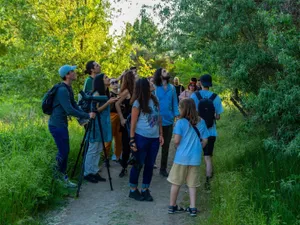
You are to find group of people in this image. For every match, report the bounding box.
[47,62,223,217]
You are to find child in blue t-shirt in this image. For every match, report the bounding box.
[167,98,209,217]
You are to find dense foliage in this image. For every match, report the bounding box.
[154,0,300,224]
[0,0,133,96]
[155,0,300,155]
[0,0,299,224]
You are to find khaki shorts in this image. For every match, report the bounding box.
[167,163,200,188]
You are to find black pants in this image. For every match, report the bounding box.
[121,127,130,169]
[160,125,173,170]
[203,136,216,156]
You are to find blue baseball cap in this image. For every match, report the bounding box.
[58,65,77,78]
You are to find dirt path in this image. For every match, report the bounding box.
[43,144,210,225]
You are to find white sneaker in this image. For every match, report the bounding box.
[64,177,77,188]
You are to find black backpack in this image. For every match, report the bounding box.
[195,92,217,128]
[42,83,65,115]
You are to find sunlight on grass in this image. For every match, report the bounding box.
[200,109,300,225]
[0,101,85,225]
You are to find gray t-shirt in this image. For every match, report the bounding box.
[133,99,160,138]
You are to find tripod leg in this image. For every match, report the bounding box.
[70,125,89,178]
[76,120,92,197]
[97,113,113,191]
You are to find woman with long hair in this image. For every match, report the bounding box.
[128,78,164,201]
[153,68,179,177]
[178,82,197,101]
[115,70,135,177]
[84,74,118,183]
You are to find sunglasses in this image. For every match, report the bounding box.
[110,81,118,85]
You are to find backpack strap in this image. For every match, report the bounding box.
[53,83,72,109]
[192,125,201,140]
[195,91,202,101]
[209,93,217,101]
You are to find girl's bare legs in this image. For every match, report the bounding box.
[170,184,180,206]
[188,187,196,208]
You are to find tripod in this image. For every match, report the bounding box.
[72,110,113,197]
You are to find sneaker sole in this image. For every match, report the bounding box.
[168,211,185,214]
[129,196,144,201]
[84,178,98,183]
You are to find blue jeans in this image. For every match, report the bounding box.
[129,134,160,189]
[49,126,70,175]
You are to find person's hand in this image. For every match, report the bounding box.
[130,140,137,152]
[108,97,118,104]
[159,135,164,146]
[121,118,127,127]
[89,112,96,119]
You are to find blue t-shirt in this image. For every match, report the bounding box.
[190,90,224,137]
[133,99,160,138]
[154,84,179,126]
[173,118,209,166]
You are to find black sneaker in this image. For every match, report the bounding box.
[141,189,153,201]
[92,173,106,182]
[159,169,169,177]
[84,174,98,183]
[119,168,127,178]
[168,205,185,214]
[129,189,144,201]
[186,207,198,217]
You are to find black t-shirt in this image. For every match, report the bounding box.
[110,91,118,113]
[175,85,185,98]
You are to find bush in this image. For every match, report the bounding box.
[0,100,84,224]
[202,109,300,225]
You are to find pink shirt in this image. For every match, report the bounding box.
[179,90,193,101]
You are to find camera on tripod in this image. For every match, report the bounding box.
[77,91,108,125]
[78,91,108,112]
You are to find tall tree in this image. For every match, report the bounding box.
[0,0,132,96]
[156,0,300,209]
[131,7,159,51]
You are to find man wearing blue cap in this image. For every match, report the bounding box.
[49,65,96,188]
[190,74,223,191]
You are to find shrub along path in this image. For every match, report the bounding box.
[43,141,211,225]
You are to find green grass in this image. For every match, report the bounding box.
[200,107,300,225]
[0,99,85,225]
[1,98,299,225]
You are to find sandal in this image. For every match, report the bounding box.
[168,205,185,214]
[186,207,198,217]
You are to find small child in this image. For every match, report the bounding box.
[167,98,209,217]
